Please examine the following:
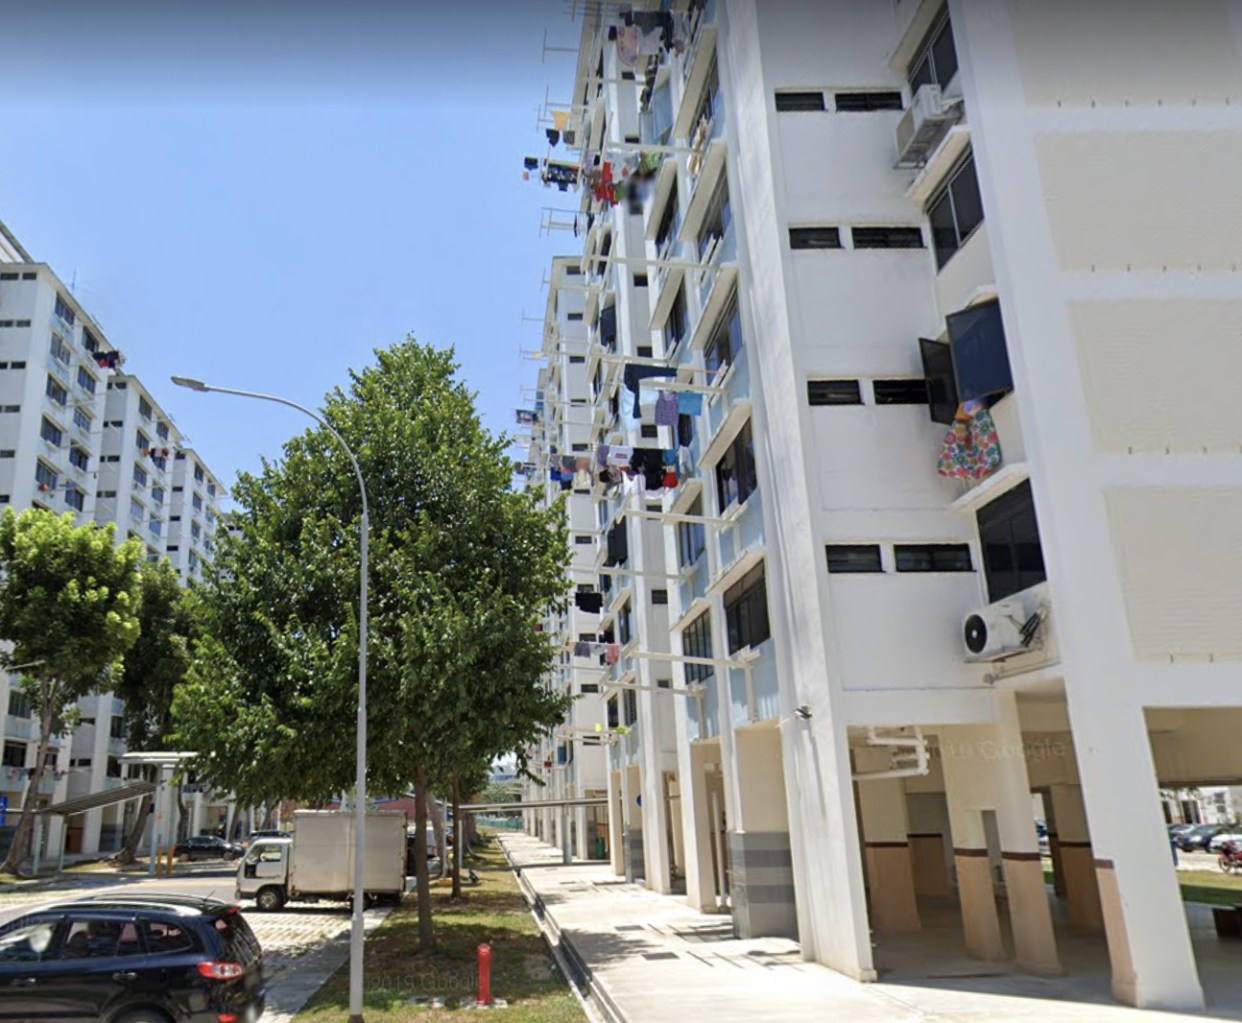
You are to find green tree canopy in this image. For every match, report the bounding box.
[0,509,143,873]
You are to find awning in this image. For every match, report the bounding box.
[39,782,156,817]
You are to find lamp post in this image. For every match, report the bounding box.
[171,376,371,1023]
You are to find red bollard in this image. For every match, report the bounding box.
[477,943,493,1006]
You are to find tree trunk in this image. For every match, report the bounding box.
[112,793,153,865]
[413,764,434,950]
[1,689,56,876]
[451,779,462,899]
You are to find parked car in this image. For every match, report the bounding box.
[1177,824,1229,852]
[0,893,265,1023]
[1208,830,1242,852]
[175,835,246,862]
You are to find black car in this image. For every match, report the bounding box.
[1177,824,1228,852]
[174,835,245,862]
[0,893,264,1023]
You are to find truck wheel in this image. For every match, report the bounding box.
[256,886,286,911]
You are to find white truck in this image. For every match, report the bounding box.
[236,810,407,911]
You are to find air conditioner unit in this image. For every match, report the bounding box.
[962,599,1028,662]
[895,85,960,168]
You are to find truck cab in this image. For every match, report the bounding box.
[237,838,292,910]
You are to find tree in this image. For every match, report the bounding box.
[173,339,571,945]
[0,510,143,875]
[110,562,202,864]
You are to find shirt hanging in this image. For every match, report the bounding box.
[654,391,679,427]
[623,363,677,417]
[606,445,633,469]
[678,391,703,416]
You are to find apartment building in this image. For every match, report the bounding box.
[520,0,1242,1011]
[0,220,226,860]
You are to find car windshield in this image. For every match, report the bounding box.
[0,920,57,962]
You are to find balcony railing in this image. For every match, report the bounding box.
[4,718,33,741]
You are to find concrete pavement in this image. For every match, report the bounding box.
[501,833,1241,1023]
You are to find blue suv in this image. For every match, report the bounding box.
[0,893,265,1023]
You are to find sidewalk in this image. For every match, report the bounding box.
[500,833,1238,1023]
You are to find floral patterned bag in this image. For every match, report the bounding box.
[938,408,1002,481]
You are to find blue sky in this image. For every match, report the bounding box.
[0,2,580,491]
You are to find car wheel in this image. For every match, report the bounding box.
[116,1009,174,1023]
[256,885,286,911]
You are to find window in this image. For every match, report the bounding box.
[64,485,84,512]
[151,486,164,505]
[775,90,825,112]
[76,366,97,394]
[53,294,76,327]
[663,285,689,357]
[194,465,205,483]
[136,430,150,451]
[825,544,883,574]
[144,920,195,955]
[607,696,619,729]
[138,396,153,419]
[948,300,1012,402]
[57,918,143,959]
[149,517,162,536]
[110,716,125,739]
[0,451,14,459]
[97,490,116,499]
[807,380,862,406]
[691,57,721,134]
[35,461,58,491]
[655,183,680,254]
[678,497,707,568]
[574,535,593,545]
[567,312,583,322]
[928,153,984,269]
[68,446,89,471]
[652,589,669,605]
[192,493,203,511]
[191,521,202,541]
[633,273,648,288]
[908,9,959,91]
[10,361,25,369]
[682,611,714,685]
[851,226,925,249]
[40,417,63,446]
[698,178,732,263]
[714,420,758,511]
[976,481,1046,601]
[834,91,904,112]
[107,756,122,778]
[45,375,68,406]
[130,498,144,521]
[133,466,148,488]
[7,692,31,718]
[724,563,771,653]
[640,424,659,440]
[704,296,742,377]
[617,600,632,646]
[73,407,91,431]
[568,355,585,365]
[0,918,57,963]
[50,334,72,365]
[623,689,638,726]
[790,226,842,250]
[207,482,216,497]
[3,742,26,768]
[83,329,99,353]
[580,683,600,694]
[895,544,973,573]
[872,379,929,405]
[156,421,169,441]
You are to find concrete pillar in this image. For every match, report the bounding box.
[1069,702,1201,1008]
[606,766,624,876]
[574,801,590,861]
[729,727,795,938]
[625,765,645,881]
[855,749,920,934]
[676,740,720,912]
[190,791,204,839]
[1048,784,1103,931]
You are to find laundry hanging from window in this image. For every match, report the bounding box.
[937,400,1002,481]
[654,391,679,427]
[575,591,605,614]
[623,363,677,417]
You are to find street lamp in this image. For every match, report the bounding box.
[172,376,371,1023]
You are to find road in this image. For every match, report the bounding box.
[0,865,391,1020]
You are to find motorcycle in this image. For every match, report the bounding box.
[1218,841,1242,874]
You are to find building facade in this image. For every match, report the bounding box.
[0,219,225,860]
[521,0,1242,1011]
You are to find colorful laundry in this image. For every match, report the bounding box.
[552,110,571,131]
[662,449,679,467]
[654,390,679,427]
[663,470,678,490]
[605,644,622,665]
[623,363,677,417]
[573,641,592,657]
[937,408,1002,481]
[606,445,633,469]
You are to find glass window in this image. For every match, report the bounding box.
[138,397,153,419]
[0,918,58,963]
[53,294,76,326]
[194,465,205,483]
[35,461,58,491]
[144,920,194,955]
[40,417,63,446]
[677,497,706,568]
[908,10,959,91]
[825,545,883,574]
[156,421,170,441]
[663,285,689,357]
[76,366,97,394]
[714,420,757,511]
[724,563,771,653]
[7,691,31,718]
[69,446,89,471]
[976,481,1046,601]
[57,918,142,959]
[928,153,984,269]
[655,183,680,254]
[2,741,26,767]
[45,376,68,406]
[704,296,742,377]
[894,544,973,573]
[698,178,732,263]
[73,407,91,431]
[50,334,72,365]
[682,611,714,685]
[136,430,150,451]
[64,485,84,512]
[133,466,148,488]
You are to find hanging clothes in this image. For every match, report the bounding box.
[563,130,576,146]
[662,449,679,467]
[575,592,605,614]
[573,641,593,658]
[615,24,641,68]
[663,470,678,490]
[546,129,561,146]
[605,644,622,665]
[630,448,668,491]
[623,364,677,417]
[524,156,539,170]
[677,391,703,416]
[654,390,679,427]
[596,443,610,469]
[552,110,571,132]
[606,445,633,470]
[937,406,1002,481]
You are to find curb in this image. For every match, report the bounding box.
[498,837,619,1023]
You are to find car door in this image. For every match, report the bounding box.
[38,914,148,1022]
[0,913,64,1021]
[242,841,287,884]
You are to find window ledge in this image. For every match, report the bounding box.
[707,543,765,597]
[904,124,972,204]
[670,595,711,634]
[951,461,1031,515]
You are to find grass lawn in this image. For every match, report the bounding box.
[1044,866,1242,907]
[295,836,586,1022]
